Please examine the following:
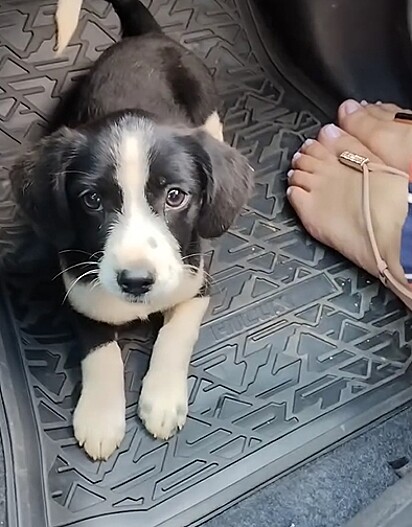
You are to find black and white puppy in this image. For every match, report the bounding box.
[11,0,253,460]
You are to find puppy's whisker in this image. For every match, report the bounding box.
[59,249,104,260]
[184,264,215,284]
[64,169,96,178]
[53,261,99,280]
[182,253,204,262]
[62,269,99,305]
[89,277,101,292]
[59,249,93,257]
[183,264,223,295]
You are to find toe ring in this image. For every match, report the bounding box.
[339,151,369,172]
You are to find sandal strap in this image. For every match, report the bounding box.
[339,151,412,303]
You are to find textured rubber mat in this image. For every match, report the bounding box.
[0,1,412,526]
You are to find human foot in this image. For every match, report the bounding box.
[338,99,412,173]
[287,124,410,302]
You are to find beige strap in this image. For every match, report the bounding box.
[339,150,412,302]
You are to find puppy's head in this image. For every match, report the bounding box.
[11,112,253,308]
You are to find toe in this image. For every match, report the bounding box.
[364,103,399,121]
[287,184,308,206]
[378,102,405,113]
[287,186,314,225]
[338,99,386,141]
[359,99,400,118]
[301,138,333,161]
[292,152,322,173]
[318,124,381,162]
[288,169,313,192]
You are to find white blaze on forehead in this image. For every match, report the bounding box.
[116,125,151,209]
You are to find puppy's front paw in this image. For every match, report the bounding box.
[73,390,126,461]
[138,371,188,440]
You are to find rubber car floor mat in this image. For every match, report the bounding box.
[0,1,412,526]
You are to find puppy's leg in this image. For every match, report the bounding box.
[138,296,209,439]
[72,315,125,460]
[202,111,224,142]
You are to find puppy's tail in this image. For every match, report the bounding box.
[55,0,83,55]
[55,0,161,55]
[109,0,162,37]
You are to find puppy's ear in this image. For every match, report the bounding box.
[188,131,254,239]
[10,127,86,250]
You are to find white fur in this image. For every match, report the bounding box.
[138,295,209,438]
[73,341,126,460]
[55,0,83,55]
[202,111,224,142]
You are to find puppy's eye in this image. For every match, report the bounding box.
[166,188,187,209]
[82,191,102,211]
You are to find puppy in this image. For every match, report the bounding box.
[11,0,253,460]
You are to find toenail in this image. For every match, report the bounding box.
[286,187,293,197]
[360,100,368,106]
[342,99,361,115]
[323,123,341,139]
[303,138,314,147]
[287,169,294,178]
[376,100,382,105]
[292,152,301,162]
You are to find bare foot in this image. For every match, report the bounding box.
[287,123,408,287]
[338,99,412,173]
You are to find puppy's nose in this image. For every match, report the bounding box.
[117,267,155,296]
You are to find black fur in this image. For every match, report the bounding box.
[179,131,254,238]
